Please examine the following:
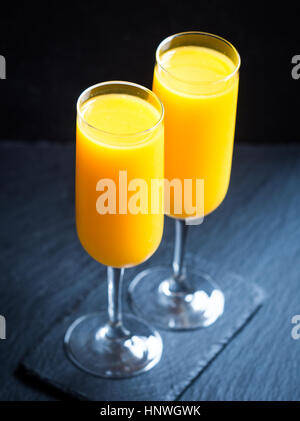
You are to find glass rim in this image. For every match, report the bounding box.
[76,80,164,138]
[155,31,241,86]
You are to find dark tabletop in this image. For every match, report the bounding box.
[1,141,300,401]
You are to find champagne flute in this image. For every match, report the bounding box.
[129,32,240,330]
[64,81,164,377]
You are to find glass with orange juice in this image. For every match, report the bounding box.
[129,32,240,330]
[64,81,164,377]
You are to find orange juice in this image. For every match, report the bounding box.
[153,45,239,218]
[76,92,164,268]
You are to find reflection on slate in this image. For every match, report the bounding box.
[21,245,264,401]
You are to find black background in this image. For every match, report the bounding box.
[1,1,300,404]
[0,1,299,144]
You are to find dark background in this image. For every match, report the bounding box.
[0,1,299,144]
[1,1,300,403]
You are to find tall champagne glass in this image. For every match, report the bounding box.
[64,81,164,377]
[129,32,240,330]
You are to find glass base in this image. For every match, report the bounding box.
[128,266,225,330]
[64,312,163,378]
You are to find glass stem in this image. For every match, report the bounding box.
[106,267,129,339]
[172,219,189,284]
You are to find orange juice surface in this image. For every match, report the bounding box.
[153,45,239,218]
[76,93,164,268]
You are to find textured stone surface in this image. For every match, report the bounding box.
[1,142,300,400]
